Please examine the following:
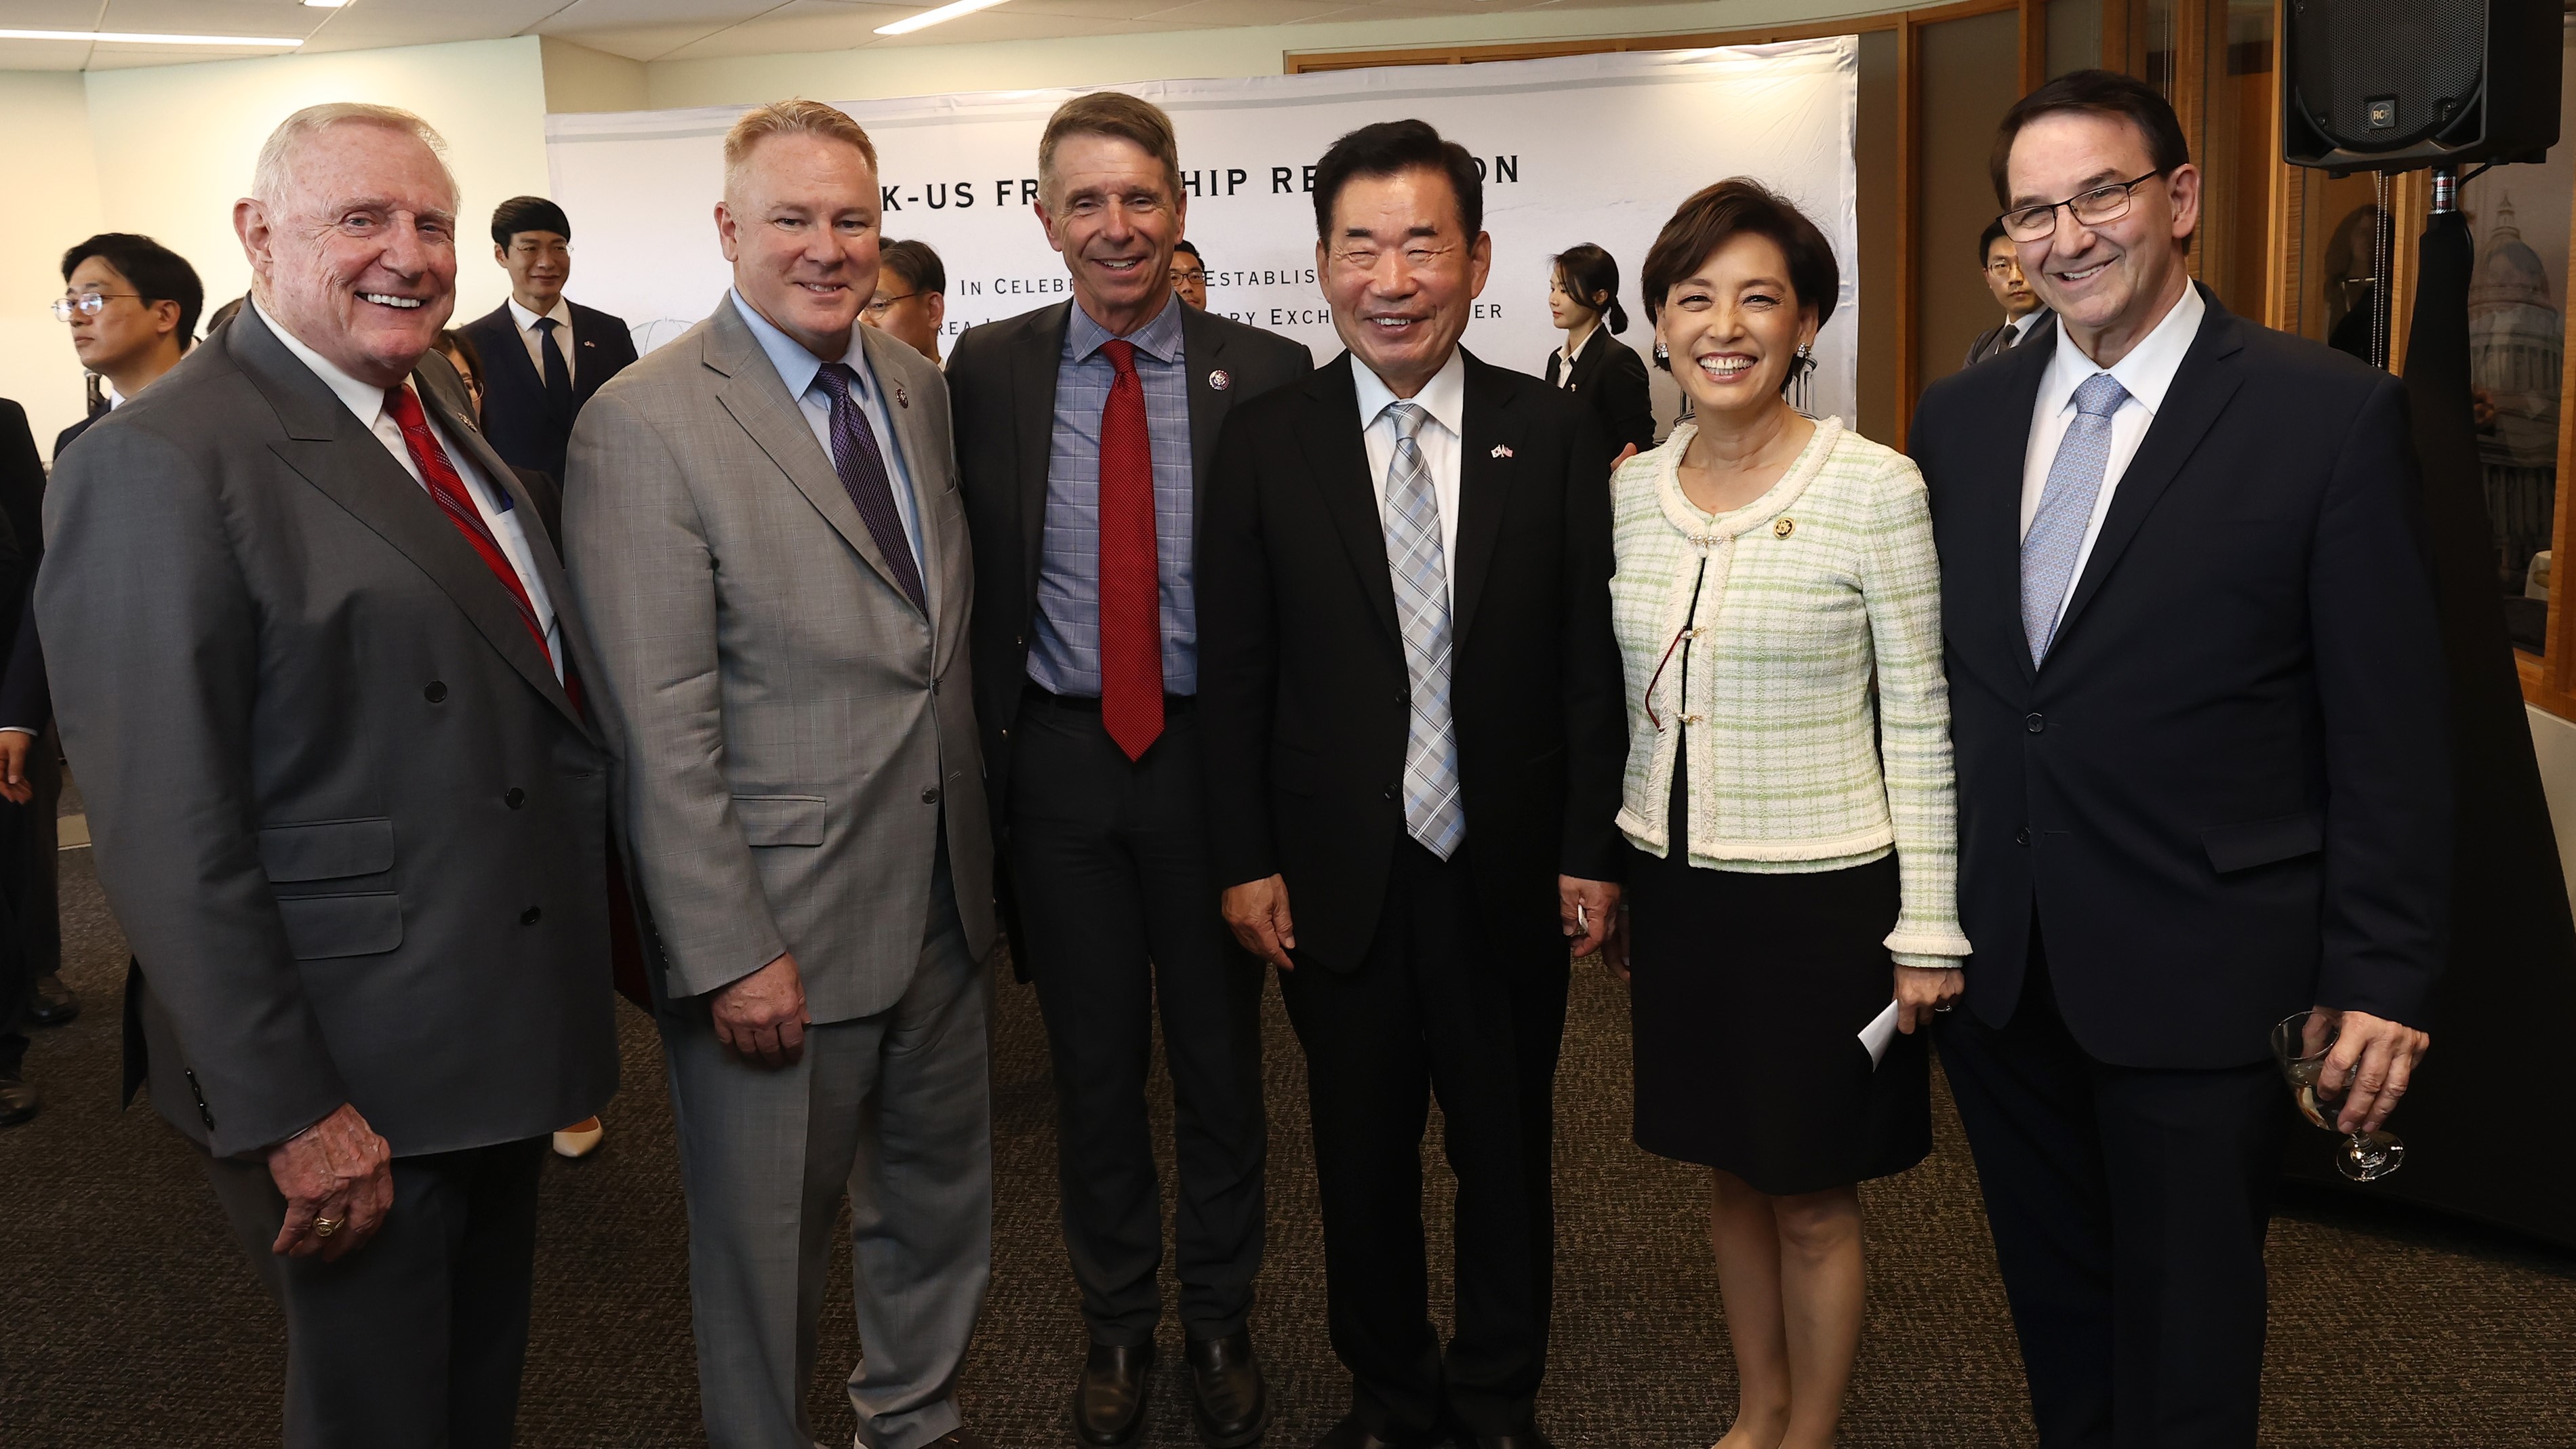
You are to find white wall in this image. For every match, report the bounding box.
[2528,706,2576,914]
[0,73,104,455]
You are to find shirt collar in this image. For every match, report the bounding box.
[2040,284,2204,422]
[730,287,871,405]
[1562,321,1598,365]
[2007,306,2048,342]
[1067,295,1185,366]
[254,298,397,430]
[1354,347,1468,441]
[507,295,573,333]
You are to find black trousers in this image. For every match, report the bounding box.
[1276,839,1568,1440]
[1935,922,2284,1449]
[0,727,52,1079]
[201,1136,549,1449]
[1009,689,1268,1344]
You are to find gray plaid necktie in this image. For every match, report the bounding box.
[2021,371,2130,666]
[1380,401,1466,859]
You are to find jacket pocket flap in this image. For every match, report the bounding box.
[2201,813,2324,874]
[735,795,828,847]
[258,817,395,883]
[277,892,403,959]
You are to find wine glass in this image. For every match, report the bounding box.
[2270,1009,2406,1182]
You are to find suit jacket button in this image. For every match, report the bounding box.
[425,681,448,703]
[2025,712,2045,733]
[1384,785,1397,802]
[2015,826,2031,846]
[521,905,542,924]
[921,786,941,804]
[504,787,525,809]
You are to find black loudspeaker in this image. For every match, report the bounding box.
[2282,0,2562,174]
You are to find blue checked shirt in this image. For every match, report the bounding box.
[1028,300,1198,697]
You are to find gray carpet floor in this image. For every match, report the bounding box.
[3,846,2573,1446]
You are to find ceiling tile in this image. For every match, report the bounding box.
[1131,0,1354,25]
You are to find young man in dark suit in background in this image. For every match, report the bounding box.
[948,91,1310,1449]
[1199,119,1624,1449]
[457,195,639,483]
[1910,71,2450,1446]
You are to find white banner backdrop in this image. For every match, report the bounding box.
[546,39,1861,426]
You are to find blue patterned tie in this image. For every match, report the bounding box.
[1380,402,1466,859]
[813,362,925,613]
[2021,371,2130,666]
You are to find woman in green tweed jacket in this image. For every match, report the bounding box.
[1603,181,1969,1449]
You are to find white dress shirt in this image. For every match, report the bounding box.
[1355,348,1468,608]
[2019,284,2205,630]
[507,296,576,386]
[258,301,563,680]
[1554,322,1597,388]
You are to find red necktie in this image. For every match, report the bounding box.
[1098,340,1162,761]
[385,383,553,670]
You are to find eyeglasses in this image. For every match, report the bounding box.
[1983,259,2023,277]
[1997,169,2167,243]
[1170,268,1207,284]
[862,292,917,319]
[52,291,139,321]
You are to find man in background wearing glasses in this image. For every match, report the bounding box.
[1962,218,2051,367]
[1908,70,2449,1446]
[864,239,949,366]
[457,196,638,486]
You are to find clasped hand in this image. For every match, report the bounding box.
[1221,874,1619,969]
[713,950,811,1068]
[266,1102,394,1261]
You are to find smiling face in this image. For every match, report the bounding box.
[236,121,459,389]
[1652,231,1817,427]
[2005,109,2198,363]
[1038,133,1184,337]
[718,131,881,361]
[1981,234,2038,319]
[63,256,182,386]
[1319,166,1491,399]
[498,228,569,314]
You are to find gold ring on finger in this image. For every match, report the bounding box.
[313,1217,341,1238]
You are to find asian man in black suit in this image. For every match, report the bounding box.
[1199,119,1624,1449]
[1908,71,2450,1447]
[948,91,1310,1449]
[456,196,639,483]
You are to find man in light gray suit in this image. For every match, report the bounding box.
[564,100,998,1449]
[38,104,618,1447]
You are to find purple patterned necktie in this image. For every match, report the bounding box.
[813,362,925,612]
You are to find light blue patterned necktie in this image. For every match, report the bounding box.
[2021,371,2131,666]
[1380,401,1466,859]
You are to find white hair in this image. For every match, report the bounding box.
[251,102,456,207]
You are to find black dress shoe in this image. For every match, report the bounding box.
[926,1432,994,1449]
[1185,1330,1268,1446]
[1311,1413,1434,1449]
[26,972,78,1026]
[0,1075,38,1128]
[1072,1340,1154,1447]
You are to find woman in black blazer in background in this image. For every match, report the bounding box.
[1545,242,1659,464]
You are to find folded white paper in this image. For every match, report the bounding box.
[1859,999,1901,1068]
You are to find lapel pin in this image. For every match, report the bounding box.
[1209,369,1232,392]
[1491,443,1514,459]
[1774,517,1796,537]
[894,385,910,409]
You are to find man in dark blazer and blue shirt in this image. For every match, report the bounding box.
[1200,120,1624,1449]
[1908,72,2449,1447]
[457,196,639,483]
[39,106,618,1447]
[948,91,1309,1449]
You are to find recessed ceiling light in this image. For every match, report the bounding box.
[0,28,306,47]
[874,0,1013,37]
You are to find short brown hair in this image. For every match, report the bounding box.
[1640,179,1840,384]
[724,100,877,195]
[1039,91,1182,207]
[1990,69,2190,208]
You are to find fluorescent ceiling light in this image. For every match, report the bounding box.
[303,0,354,8]
[0,28,306,46]
[874,0,1012,36]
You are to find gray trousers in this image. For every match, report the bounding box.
[663,874,993,1449]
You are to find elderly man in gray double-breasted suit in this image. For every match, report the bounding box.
[564,100,998,1449]
[40,104,619,1448]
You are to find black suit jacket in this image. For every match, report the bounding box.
[457,299,639,482]
[1542,325,1657,460]
[1199,350,1626,971]
[1910,288,2451,1069]
[947,299,1312,823]
[1963,308,2056,369]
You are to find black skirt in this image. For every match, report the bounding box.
[1626,761,1931,1194]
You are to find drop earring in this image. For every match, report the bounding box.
[1791,342,1815,415]
[1653,340,1670,364]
